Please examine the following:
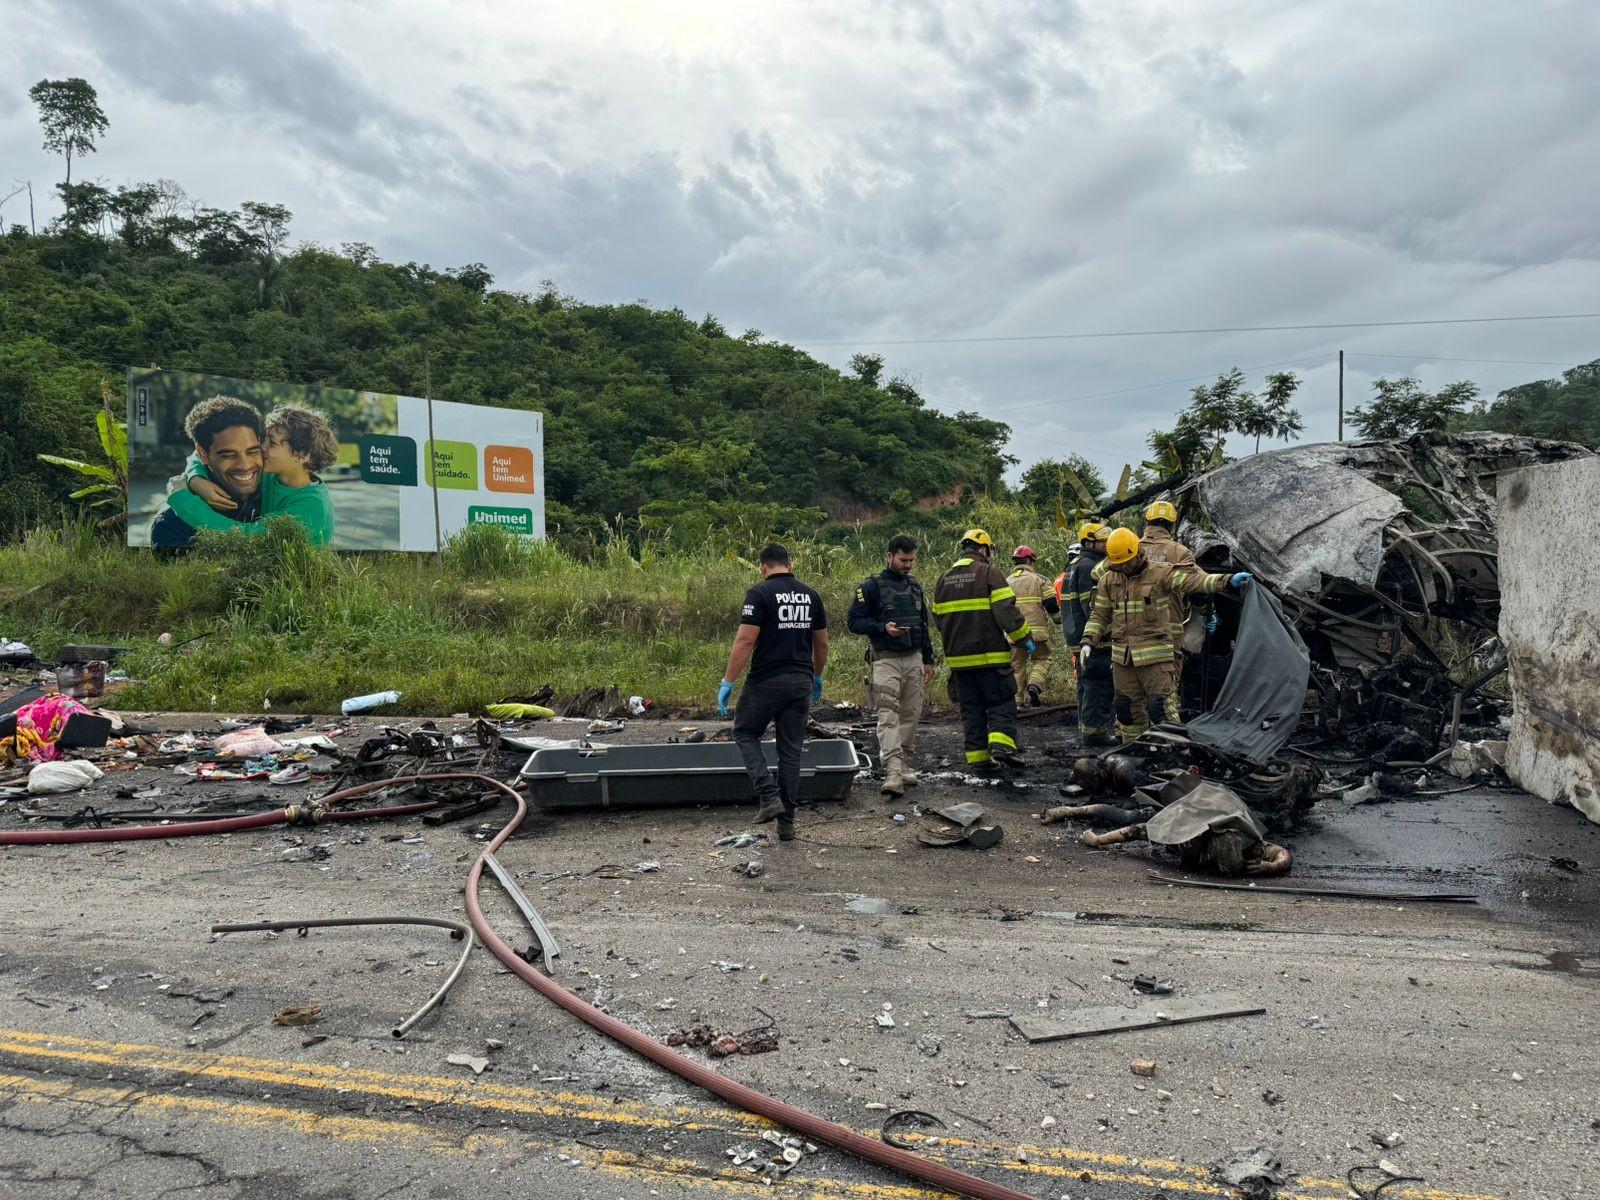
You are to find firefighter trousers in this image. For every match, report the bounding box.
[1112,659,1178,739]
[954,666,1021,767]
[1009,636,1051,698]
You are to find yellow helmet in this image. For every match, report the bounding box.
[1144,500,1179,525]
[1076,521,1108,544]
[1106,527,1140,565]
[960,528,994,549]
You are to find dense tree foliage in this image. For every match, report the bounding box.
[1348,377,1478,439]
[1457,360,1600,445]
[0,211,1014,544]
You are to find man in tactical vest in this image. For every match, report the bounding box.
[848,534,936,798]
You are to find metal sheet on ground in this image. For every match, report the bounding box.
[1010,993,1265,1043]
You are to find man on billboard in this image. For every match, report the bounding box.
[149,397,264,550]
[150,400,338,548]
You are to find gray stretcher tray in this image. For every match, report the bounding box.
[519,738,863,811]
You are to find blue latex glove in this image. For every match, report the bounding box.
[1024,637,1037,654]
[1230,572,1253,589]
[717,680,733,717]
[811,675,825,702]
[1205,614,1219,633]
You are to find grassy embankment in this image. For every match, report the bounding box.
[0,520,1080,715]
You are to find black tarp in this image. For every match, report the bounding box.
[1187,584,1309,764]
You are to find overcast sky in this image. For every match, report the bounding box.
[4,0,1597,481]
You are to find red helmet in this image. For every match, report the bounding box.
[1012,545,1036,562]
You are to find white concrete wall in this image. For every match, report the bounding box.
[1498,456,1600,823]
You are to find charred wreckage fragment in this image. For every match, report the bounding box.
[1170,432,1592,753]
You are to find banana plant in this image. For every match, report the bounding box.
[37,380,128,528]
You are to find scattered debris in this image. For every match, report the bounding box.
[273,1003,321,1027]
[665,1024,779,1056]
[732,858,765,878]
[1348,1161,1427,1200]
[881,1109,946,1150]
[1210,1145,1287,1200]
[1011,994,1265,1043]
[1130,1059,1157,1077]
[1550,856,1584,874]
[917,800,1003,848]
[715,831,770,849]
[341,690,402,716]
[964,1009,1013,1020]
[915,1035,941,1058]
[447,1052,490,1075]
[1147,871,1478,903]
[27,760,104,795]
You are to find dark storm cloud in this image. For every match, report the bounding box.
[5,0,1596,480]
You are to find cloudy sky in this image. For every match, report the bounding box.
[4,0,1597,481]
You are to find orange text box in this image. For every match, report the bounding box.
[484,444,535,494]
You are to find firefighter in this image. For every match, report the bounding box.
[1007,545,1059,706]
[1080,528,1250,740]
[1061,522,1116,746]
[1140,499,1198,721]
[932,529,1032,771]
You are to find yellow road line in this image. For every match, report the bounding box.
[0,1026,1499,1200]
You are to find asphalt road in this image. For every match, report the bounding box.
[1,712,1596,1200]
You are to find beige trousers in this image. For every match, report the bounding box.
[872,652,925,769]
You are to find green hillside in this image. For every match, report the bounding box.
[0,211,1013,544]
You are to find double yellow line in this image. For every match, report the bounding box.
[0,1027,1498,1200]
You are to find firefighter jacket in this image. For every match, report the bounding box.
[1082,560,1230,666]
[1061,547,1107,644]
[1006,564,1059,640]
[1140,526,1197,639]
[847,569,935,662]
[932,556,1030,671]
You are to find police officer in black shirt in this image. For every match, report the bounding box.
[717,543,829,841]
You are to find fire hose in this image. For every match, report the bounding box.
[459,773,1038,1200]
[0,775,451,845]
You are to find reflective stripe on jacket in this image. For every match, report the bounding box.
[1140,526,1197,639]
[1006,565,1055,640]
[1082,561,1229,666]
[932,557,1030,670]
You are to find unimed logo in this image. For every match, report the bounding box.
[468,506,533,535]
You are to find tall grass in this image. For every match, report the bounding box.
[0,518,1080,714]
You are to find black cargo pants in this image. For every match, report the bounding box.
[953,666,1021,767]
[732,670,811,816]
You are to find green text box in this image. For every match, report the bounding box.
[425,440,478,489]
[359,435,417,486]
[468,506,534,536]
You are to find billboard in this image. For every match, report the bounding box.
[126,368,543,551]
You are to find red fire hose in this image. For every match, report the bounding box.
[0,775,451,846]
[461,774,1037,1200]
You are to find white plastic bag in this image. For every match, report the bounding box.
[28,760,104,795]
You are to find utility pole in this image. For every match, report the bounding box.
[1337,350,1345,441]
[425,351,443,567]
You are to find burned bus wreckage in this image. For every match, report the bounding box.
[1063,432,1596,868]
[1176,432,1590,753]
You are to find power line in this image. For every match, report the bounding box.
[793,312,1600,348]
[1343,352,1587,368]
[981,354,1331,416]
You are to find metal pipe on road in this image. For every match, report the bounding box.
[210,914,475,1039]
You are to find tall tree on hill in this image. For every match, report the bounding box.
[1349,377,1478,439]
[29,78,109,190]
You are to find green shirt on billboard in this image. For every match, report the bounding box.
[168,458,336,546]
